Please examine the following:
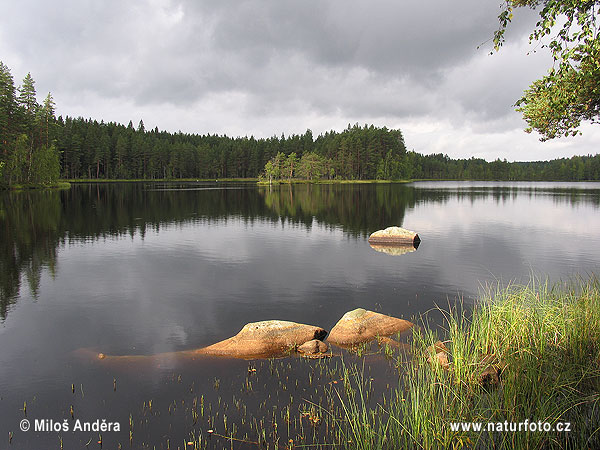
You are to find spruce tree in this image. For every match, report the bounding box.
[0,61,17,153]
[41,93,56,147]
[18,73,38,118]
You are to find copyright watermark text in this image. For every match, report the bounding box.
[450,420,571,433]
[19,418,121,433]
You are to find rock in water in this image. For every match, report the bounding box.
[198,320,328,359]
[426,341,451,369]
[297,339,329,355]
[84,320,328,364]
[327,308,413,346]
[368,227,420,246]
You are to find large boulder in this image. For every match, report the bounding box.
[197,320,328,359]
[327,308,414,346]
[84,320,328,363]
[368,227,420,246]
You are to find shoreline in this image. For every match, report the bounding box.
[1,181,71,191]
[331,276,600,449]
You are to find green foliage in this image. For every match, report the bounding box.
[495,0,600,140]
[6,134,29,184]
[282,151,298,181]
[262,160,277,184]
[17,72,37,117]
[331,277,600,449]
[0,63,60,188]
[297,152,326,180]
[376,150,404,180]
[3,61,600,184]
[31,145,60,185]
[0,61,18,150]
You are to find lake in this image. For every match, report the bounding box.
[1,181,599,449]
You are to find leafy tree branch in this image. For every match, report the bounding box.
[495,0,599,140]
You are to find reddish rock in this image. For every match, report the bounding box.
[426,341,451,369]
[297,339,329,357]
[197,320,327,359]
[88,320,327,362]
[327,308,414,346]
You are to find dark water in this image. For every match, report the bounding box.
[1,181,599,449]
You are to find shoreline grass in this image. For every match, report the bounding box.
[63,177,258,183]
[3,181,71,191]
[257,179,413,185]
[331,277,600,449]
[55,178,600,186]
[64,177,410,185]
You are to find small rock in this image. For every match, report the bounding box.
[433,351,450,368]
[477,355,505,388]
[479,365,501,387]
[376,336,401,348]
[426,341,450,369]
[429,340,449,354]
[297,339,329,356]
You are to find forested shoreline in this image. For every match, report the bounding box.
[2,62,600,188]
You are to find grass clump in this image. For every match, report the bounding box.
[332,277,600,449]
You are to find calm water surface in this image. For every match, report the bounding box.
[1,181,599,448]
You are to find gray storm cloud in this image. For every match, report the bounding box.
[1,0,596,160]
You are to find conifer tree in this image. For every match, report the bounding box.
[0,62,18,154]
[18,73,38,120]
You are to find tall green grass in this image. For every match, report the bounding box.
[331,277,600,449]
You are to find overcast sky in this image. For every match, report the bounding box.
[1,0,597,161]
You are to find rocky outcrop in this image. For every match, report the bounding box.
[368,227,420,246]
[196,320,328,359]
[327,308,414,346]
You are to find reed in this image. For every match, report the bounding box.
[332,276,600,449]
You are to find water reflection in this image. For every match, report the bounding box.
[1,181,599,321]
[369,241,419,256]
[0,191,61,318]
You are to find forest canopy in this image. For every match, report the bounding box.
[0,62,60,187]
[2,61,600,187]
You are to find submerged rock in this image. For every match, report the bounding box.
[197,320,328,359]
[376,336,401,348]
[327,308,414,346]
[368,227,420,246]
[85,320,328,363]
[426,340,451,369]
[297,339,329,358]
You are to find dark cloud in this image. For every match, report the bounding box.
[4,0,595,160]
[1,0,538,108]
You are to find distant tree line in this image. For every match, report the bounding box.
[2,62,600,186]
